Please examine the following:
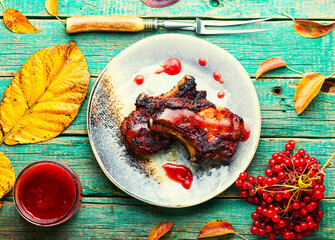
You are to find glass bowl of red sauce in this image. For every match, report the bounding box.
[13,160,82,227]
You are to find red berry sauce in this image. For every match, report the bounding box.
[162,163,193,189]
[217,91,225,99]
[134,75,144,85]
[155,58,182,75]
[213,71,224,84]
[16,163,76,222]
[198,57,207,66]
[242,122,251,142]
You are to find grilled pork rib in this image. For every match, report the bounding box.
[121,75,245,161]
[120,75,209,156]
[149,107,244,162]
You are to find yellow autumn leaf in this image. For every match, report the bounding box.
[3,9,40,34]
[0,152,15,199]
[45,0,58,17]
[0,41,90,145]
[294,73,326,115]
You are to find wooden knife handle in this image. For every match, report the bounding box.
[66,16,145,34]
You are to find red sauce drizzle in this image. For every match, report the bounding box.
[217,91,225,99]
[242,122,251,142]
[162,163,193,189]
[198,57,207,66]
[17,163,76,221]
[213,71,224,84]
[134,75,144,85]
[155,58,182,75]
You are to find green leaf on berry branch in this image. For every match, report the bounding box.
[283,12,335,38]
[294,73,326,115]
[148,222,174,240]
[197,220,247,239]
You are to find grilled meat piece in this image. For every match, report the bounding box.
[149,107,244,162]
[120,75,209,156]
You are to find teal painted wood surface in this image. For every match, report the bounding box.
[1,0,335,18]
[0,0,335,239]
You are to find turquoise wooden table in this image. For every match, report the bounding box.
[0,0,335,239]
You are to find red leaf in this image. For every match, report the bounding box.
[255,57,287,79]
[148,222,174,240]
[141,0,179,8]
[294,20,335,38]
[197,220,235,238]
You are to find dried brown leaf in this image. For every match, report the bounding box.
[198,220,235,238]
[3,9,40,34]
[0,41,90,145]
[148,222,174,240]
[256,57,287,79]
[294,73,326,115]
[294,20,335,39]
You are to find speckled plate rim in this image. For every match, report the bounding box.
[87,33,261,208]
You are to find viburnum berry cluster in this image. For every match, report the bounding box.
[236,140,333,239]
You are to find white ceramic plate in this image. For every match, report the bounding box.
[87,34,261,207]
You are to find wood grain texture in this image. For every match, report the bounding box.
[0,197,334,239]
[0,21,335,78]
[1,0,335,18]
[1,77,333,138]
[1,137,334,198]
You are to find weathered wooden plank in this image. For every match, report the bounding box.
[1,137,334,198]
[1,76,334,138]
[0,197,334,239]
[1,0,335,19]
[0,20,335,78]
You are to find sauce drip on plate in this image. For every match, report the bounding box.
[134,75,144,85]
[162,163,193,189]
[155,58,182,75]
[242,122,251,142]
[198,57,207,66]
[213,71,224,84]
[217,91,225,99]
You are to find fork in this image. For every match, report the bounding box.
[66,16,272,35]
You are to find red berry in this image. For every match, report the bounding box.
[277,171,286,179]
[262,208,268,216]
[282,191,291,199]
[300,208,308,216]
[313,223,319,230]
[272,177,279,184]
[300,222,308,230]
[293,202,300,210]
[283,231,291,239]
[267,210,274,218]
[268,232,276,239]
[314,190,324,199]
[277,155,284,163]
[275,193,283,202]
[239,172,248,180]
[266,178,274,186]
[307,221,315,229]
[262,192,269,200]
[272,214,280,222]
[293,159,300,167]
[240,190,248,197]
[283,150,291,156]
[285,143,293,151]
[283,159,291,166]
[250,226,258,235]
[318,210,324,217]
[303,196,312,203]
[247,176,256,184]
[256,206,262,213]
[273,206,280,213]
[278,220,286,228]
[269,159,276,166]
[251,212,259,220]
[295,225,302,232]
[265,225,272,233]
[265,168,272,177]
[296,233,303,239]
[256,175,264,184]
[235,179,243,187]
[258,228,265,236]
[272,164,282,172]
[298,149,305,155]
[306,204,314,212]
[289,140,295,146]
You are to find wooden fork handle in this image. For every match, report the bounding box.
[66,16,145,34]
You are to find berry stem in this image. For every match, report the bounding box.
[234,232,248,240]
[0,0,5,11]
[321,152,335,171]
